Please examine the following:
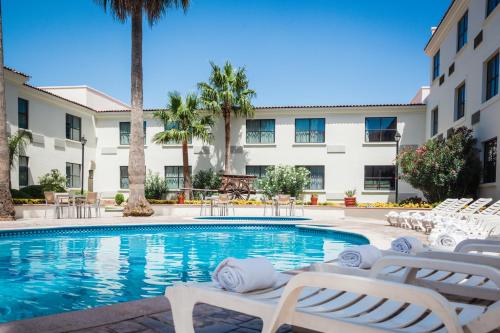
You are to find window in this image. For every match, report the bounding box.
[486,53,499,101]
[164,121,192,144]
[120,166,129,189]
[18,98,29,130]
[19,156,29,187]
[165,166,191,189]
[364,166,395,191]
[449,63,455,76]
[455,83,466,120]
[246,119,275,144]
[120,121,147,145]
[295,118,325,143]
[457,11,468,52]
[365,117,397,142]
[474,31,483,49]
[432,50,440,80]
[431,107,439,136]
[298,166,324,190]
[487,0,499,16]
[66,162,81,188]
[65,114,81,141]
[245,165,270,178]
[483,138,497,183]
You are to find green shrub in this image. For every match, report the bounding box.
[39,169,67,192]
[20,185,44,198]
[257,165,310,198]
[115,193,125,206]
[11,188,32,199]
[397,127,481,203]
[192,169,222,198]
[13,198,45,205]
[399,196,426,206]
[144,170,169,199]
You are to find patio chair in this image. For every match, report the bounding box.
[276,194,292,216]
[84,192,101,218]
[215,194,234,216]
[166,259,500,333]
[386,198,456,227]
[291,195,305,217]
[44,191,58,218]
[55,193,72,218]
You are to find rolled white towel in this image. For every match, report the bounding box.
[434,233,467,250]
[338,245,382,269]
[391,236,426,254]
[212,257,277,293]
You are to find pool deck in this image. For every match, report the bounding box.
[0,214,427,333]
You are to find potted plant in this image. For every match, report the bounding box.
[177,192,185,204]
[310,193,318,206]
[344,189,357,207]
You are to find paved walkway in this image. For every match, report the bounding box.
[0,214,427,333]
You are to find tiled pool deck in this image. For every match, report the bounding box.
[0,214,427,333]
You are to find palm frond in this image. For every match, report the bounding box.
[8,130,33,169]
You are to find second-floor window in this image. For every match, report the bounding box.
[66,114,81,141]
[164,121,192,144]
[365,117,397,142]
[245,165,270,178]
[483,138,497,183]
[165,166,192,189]
[120,166,129,189]
[295,118,325,143]
[18,98,29,130]
[486,53,499,101]
[66,162,81,188]
[364,165,395,191]
[455,83,466,120]
[433,50,440,80]
[457,11,468,51]
[431,107,439,136]
[19,156,29,187]
[246,119,275,144]
[120,121,147,145]
[487,0,499,16]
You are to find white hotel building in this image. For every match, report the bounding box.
[4,0,500,203]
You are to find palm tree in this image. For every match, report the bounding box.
[198,61,256,174]
[0,1,15,220]
[8,130,32,189]
[95,0,190,216]
[153,92,213,199]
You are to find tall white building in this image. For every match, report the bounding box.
[4,67,426,203]
[425,0,500,198]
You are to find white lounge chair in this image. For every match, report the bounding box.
[409,198,473,232]
[386,198,456,227]
[166,263,500,333]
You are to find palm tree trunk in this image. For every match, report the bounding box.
[224,109,231,174]
[123,8,153,217]
[182,139,191,199]
[0,1,15,220]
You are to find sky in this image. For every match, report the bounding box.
[3,0,451,109]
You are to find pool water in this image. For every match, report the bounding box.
[0,224,368,322]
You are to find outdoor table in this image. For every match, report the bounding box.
[54,193,86,219]
[273,197,296,216]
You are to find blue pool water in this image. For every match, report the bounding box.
[0,224,368,323]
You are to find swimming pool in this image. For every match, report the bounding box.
[0,224,368,322]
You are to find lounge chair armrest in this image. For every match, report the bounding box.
[265,272,462,333]
[309,262,371,277]
[454,239,500,255]
[418,251,500,269]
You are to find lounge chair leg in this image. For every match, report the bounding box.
[166,285,196,333]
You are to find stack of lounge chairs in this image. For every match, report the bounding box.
[165,238,500,333]
[386,198,500,250]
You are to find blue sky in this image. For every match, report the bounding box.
[3,0,450,108]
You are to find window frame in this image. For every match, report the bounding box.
[120,166,129,189]
[18,155,29,187]
[364,165,396,191]
[245,165,270,178]
[486,53,499,101]
[294,118,325,143]
[164,165,192,189]
[163,121,192,145]
[455,82,466,121]
[297,165,325,191]
[432,50,440,81]
[246,119,276,144]
[18,98,29,130]
[483,138,497,184]
[66,162,81,188]
[119,121,147,145]
[431,107,439,137]
[364,117,397,142]
[457,11,468,52]
[65,114,82,141]
[487,0,499,17]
